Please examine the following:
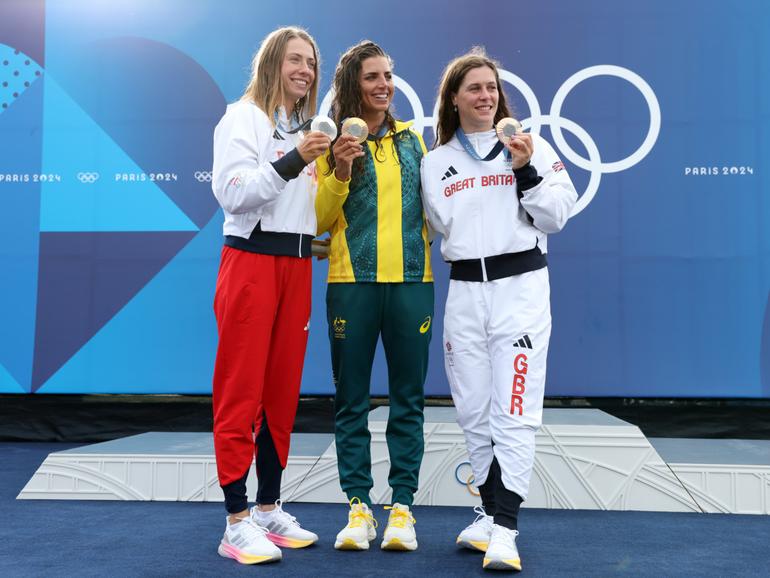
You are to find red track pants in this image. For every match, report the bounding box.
[212,246,311,487]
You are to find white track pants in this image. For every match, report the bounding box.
[443,268,551,499]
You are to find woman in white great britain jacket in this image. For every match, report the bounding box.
[421,49,577,572]
[210,27,331,565]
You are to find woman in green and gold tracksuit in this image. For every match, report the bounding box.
[315,41,433,552]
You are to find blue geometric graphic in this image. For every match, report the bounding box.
[32,231,196,390]
[40,76,199,232]
[0,362,25,393]
[0,56,43,390]
[38,215,221,393]
[50,36,224,229]
[0,43,43,113]
[762,295,770,396]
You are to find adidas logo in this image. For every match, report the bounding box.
[272,129,285,141]
[440,165,458,181]
[513,334,533,349]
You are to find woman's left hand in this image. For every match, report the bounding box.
[506,133,534,170]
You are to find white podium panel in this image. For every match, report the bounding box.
[18,409,770,514]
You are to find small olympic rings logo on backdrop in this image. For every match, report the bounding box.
[194,171,212,182]
[321,65,660,217]
[77,172,99,183]
[454,462,479,496]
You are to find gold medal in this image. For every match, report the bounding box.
[341,117,369,143]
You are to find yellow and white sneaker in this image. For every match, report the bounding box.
[334,498,377,550]
[456,505,494,552]
[482,524,521,571]
[380,503,417,551]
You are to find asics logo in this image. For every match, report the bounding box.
[419,316,431,334]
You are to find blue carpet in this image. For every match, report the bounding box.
[2,443,770,577]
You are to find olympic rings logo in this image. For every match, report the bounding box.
[77,172,99,183]
[454,461,480,496]
[194,171,212,183]
[320,65,660,217]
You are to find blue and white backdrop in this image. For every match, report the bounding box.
[1,0,768,397]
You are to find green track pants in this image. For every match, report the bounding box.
[326,282,434,506]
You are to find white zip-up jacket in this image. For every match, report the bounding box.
[212,101,317,257]
[421,130,577,264]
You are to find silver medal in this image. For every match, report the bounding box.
[310,115,338,140]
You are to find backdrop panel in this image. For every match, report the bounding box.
[0,0,768,397]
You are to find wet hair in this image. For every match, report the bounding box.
[326,40,397,175]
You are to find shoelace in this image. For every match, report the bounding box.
[232,516,270,539]
[271,499,301,527]
[470,504,492,527]
[383,506,415,529]
[348,497,377,529]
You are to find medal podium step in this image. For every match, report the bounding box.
[17,407,770,514]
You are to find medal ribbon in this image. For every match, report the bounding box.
[456,127,508,161]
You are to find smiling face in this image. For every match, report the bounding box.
[280,37,316,111]
[452,65,499,133]
[358,56,394,120]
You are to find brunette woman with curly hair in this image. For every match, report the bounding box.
[315,40,433,552]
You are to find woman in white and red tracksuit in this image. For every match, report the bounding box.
[421,49,577,572]
[210,27,330,565]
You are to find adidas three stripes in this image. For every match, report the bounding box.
[443,269,551,499]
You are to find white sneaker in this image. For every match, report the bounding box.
[483,524,521,571]
[456,505,494,552]
[251,500,319,548]
[381,503,417,551]
[334,498,377,550]
[218,516,282,565]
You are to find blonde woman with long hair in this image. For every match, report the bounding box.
[210,26,330,565]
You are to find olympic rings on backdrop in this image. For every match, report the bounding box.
[320,65,660,217]
[76,172,99,183]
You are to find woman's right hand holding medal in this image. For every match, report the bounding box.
[297,131,332,164]
[332,134,364,181]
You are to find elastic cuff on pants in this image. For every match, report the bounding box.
[256,494,280,506]
[346,488,372,507]
[390,487,414,507]
[477,477,496,516]
[222,469,250,514]
[493,488,523,531]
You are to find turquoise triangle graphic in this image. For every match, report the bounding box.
[40,76,198,232]
[38,213,222,393]
[0,72,43,390]
[0,362,26,393]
